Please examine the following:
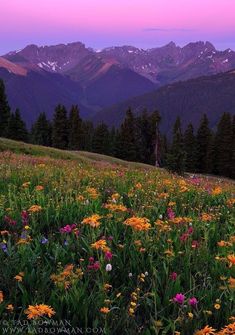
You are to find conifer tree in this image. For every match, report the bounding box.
[31,112,52,146]
[135,110,149,163]
[52,105,68,149]
[214,113,233,177]
[167,117,186,174]
[92,123,110,155]
[160,135,168,167]
[231,115,235,179]
[117,108,137,161]
[184,123,196,172]
[68,105,82,150]
[206,131,216,174]
[109,127,117,157]
[7,109,28,142]
[80,121,94,151]
[196,114,211,173]
[0,79,11,137]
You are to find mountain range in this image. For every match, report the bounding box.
[0,41,235,128]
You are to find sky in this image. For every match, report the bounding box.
[1,0,235,54]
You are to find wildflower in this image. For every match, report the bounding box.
[124,216,151,231]
[201,213,214,222]
[105,264,112,272]
[82,214,102,228]
[86,187,99,199]
[214,303,221,310]
[192,240,200,249]
[227,254,235,267]
[60,224,76,234]
[104,204,127,212]
[188,297,198,307]
[24,304,55,319]
[91,239,110,252]
[228,277,235,289]
[103,283,112,291]
[51,264,83,289]
[6,304,14,312]
[35,185,44,191]
[14,272,24,282]
[105,251,113,261]
[173,293,185,305]
[211,187,222,195]
[22,182,30,188]
[188,312,194,319]
[100,307,110,314]
[28,205,42,213]
[170,272,178,281]
[88,261,100,271]
[154,320,163,327]
[0,241,8,254]
[167,207,175,220]
[21,210,29,226]
[0,291,3,303]
[116,293,121,298]
[194,325,216,335]
[40,237,48,244]
[129,273,133,278]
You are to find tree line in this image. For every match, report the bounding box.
[0,79,234,178]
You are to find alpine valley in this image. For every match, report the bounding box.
[1,40,235,128]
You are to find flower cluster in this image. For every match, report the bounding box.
[124,216,151,231]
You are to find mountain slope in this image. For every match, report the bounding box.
[0,67,92,125]
[93,70,235,133]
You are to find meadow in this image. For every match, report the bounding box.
[0,140,234,335]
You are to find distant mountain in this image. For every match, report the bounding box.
[1,43,155,124]
[93,70,235,134]
[1,41,235,126]
[99,41,235,84]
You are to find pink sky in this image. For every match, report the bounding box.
[1,0,235,53]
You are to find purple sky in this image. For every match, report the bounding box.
[1,0,235,54]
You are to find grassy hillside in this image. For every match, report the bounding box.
[0,138,234,334]
[0,137,154,169]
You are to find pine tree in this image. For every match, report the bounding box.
[160,135,168,167]
[184,123,197,172]
[68,105,82,150]
[80,121,94,151]
[0,79,11,137]
[206,131,216,174]
[117,108,137,161]
[196,114,211,173]
[31,112,52,146]
[52,105,68,149]
[92,123,110,155]
[151,111,161,166]
[214,113,233,177]
[7,109,28,142]
[135,110,149,163]
[231,115,235,179]
[109,127,117,157]
[167,117,186,174]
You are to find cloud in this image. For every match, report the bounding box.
[143,28,195,32]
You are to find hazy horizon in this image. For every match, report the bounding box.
[1,0,235,54]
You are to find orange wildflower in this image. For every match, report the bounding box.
[82,214,102,228]
[124,216,151,231]
[194,325,216,335]
[227,254,235,267]
[25,304,55,319]
[0,291,3,303]
[100,307,110,314]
